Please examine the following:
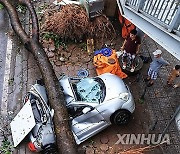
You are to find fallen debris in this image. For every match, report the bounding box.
[42,4,116,42]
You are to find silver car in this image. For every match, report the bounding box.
[60,73,135,144]
[26,73,135,150]
[24,80,57,153]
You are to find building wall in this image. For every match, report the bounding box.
[104,0,117,17]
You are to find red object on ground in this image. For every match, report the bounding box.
[28,142,37,152]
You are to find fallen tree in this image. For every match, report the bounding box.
[0,0,77,153]
[42,4,116,42]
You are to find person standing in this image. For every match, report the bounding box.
[145,49,169,86]
[167,65,180,85]
[121,29,141,72]
[118,13,136,39]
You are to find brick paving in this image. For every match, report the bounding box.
[139,37,180,154]
[51,34,180,154]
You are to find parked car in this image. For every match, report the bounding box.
[25,73,135,151]
[60,73,135,144]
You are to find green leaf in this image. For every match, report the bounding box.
[0,4,4,9]
[0,138,12,154]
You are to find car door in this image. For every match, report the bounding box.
[68,103,108,143]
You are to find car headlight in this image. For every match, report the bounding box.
[119,92,129,101]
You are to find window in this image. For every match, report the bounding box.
[71,77,105,103]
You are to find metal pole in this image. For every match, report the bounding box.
[162,105,180,136]
[138,84,148,103]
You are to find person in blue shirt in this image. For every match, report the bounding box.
[145,49,169,87]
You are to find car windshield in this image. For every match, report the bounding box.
[72,77,105,103]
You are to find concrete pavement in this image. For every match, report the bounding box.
[0,9,9,116]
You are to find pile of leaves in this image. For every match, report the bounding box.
[42,4,89,41]
[42,4,116,41]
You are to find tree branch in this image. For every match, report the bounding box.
[18,0,39,41]
[0,0,78,153]
[0,0,29,43]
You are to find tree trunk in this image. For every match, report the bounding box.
[0,0,77,153]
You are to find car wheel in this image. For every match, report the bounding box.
[111,110,131,125]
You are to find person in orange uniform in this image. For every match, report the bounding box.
[118,13,136,39]
[93,48,127,79]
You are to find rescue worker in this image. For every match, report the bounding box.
[121,29,141,72]
[118,13,136,39]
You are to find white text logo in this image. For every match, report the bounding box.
[115,134,170,145]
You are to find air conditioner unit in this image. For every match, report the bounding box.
[80,0,104,18]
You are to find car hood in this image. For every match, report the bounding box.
[98,73,128,101]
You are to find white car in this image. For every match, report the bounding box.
[60,73,135,144]
[25,73,135,152]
